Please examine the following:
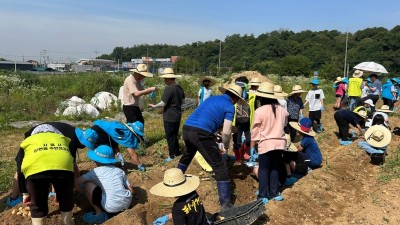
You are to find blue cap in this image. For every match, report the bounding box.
[75,128,98,150]
[342,77,349,84]
[299,118,313,131]
[310,78,320,85]
[87,145,118,164]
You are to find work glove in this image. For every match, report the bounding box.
[117,152,125,166]
[149,91,156,100]
[138,164,146,172]
[153,214,169,225]
[321,106,325,112]
[249,147,258,162]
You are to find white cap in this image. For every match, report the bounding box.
[364,99,375,107]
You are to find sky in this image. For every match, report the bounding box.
[1,0,399,62]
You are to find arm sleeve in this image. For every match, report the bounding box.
[320,90,325,99]
[172,203,187,225]
[16,147,27,193]
[198,89,202,97]
[152,101,166,108]
[305,91,311,101]
[300,99,304,109]
[161,86,171,104]
[126,79,139,95]
[251,110,261,141]
[122,172,131,189]
[82,170,96,181]
[224,105,235,121]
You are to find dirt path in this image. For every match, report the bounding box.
[0,106,399,225]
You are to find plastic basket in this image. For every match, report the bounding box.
[210,199,265,225]
[370,153,385,165]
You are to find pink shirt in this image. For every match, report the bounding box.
[251,104,288,154]
[336,83,345,96]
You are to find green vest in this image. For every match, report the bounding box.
[248,93,256,130]
[21,133,73,178]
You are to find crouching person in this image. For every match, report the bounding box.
[76,145,133,224]
[17,124,75,225]
[151,168,209,225]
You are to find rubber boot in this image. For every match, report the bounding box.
[240,144,250,160]
[216,181,233,211]
[32,217,46,225]
[177,163,188,173]
[233,149,241,163]
[61,211,75,225]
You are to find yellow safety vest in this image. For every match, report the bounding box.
[348,77,363,97]
[248,93,256,130]
[21,133,73,178]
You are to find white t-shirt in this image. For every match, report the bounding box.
[83,165,132,213]
[198,87,213,103]
[278,99,287,110]
[306,89,325,111]
[361,86,369,98]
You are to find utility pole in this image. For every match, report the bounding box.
[14,56,17,72]
[218,40,222,75]
[343,30,349,78]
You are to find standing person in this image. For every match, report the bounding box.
[381,78,396,110]
[348,70,364,111]
[333,77,346,110]
[274,85,288,110]
[9,122,85,208]
[304,78,325,133]
[76,120,146,171]
[251,82,288,203]
[122,63,156,124]
[18,125,75,225]
[151,168,209,225]
[177,84,246,210]
[197,77,216,105]
[361,78,372,98]
[248,78,261,129]
[76,145,133,224]
[287,85,307,142]
[333,102,367,146]
[361,74,382,112]
[148,68,185,162]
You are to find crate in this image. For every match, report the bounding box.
[210,199,265,225]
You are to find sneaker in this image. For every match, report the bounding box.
[261,198,269,204]
[6,196,22,207]
[283,177,298,186]
[163,157,174,163]
[340,140,352,146]
[83,212,108,224]
[245,162,257,168]
[48,192,56,197]
[271,193,284,201]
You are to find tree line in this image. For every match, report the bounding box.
[98,26,400,79]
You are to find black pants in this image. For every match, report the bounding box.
[232,121,250,150]
[179,126,229,181]
[123,105,144,124]
[26,170,74,218]
[164,121,181,158]
[334,111,350,141]
[309,110,321,129]
[382,98,394,109]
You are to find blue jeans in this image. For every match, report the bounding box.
[258,150,283,199]
[358,141,386,154]
[348,97,360,111]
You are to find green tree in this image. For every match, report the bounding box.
[279,55,312,76]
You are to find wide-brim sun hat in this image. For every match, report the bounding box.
[273,85,288,97]
[353,70,364,78]
[310,78,320,85]
[364,99,374,107]
[289,85,307,95]
[356,110,368,119]
[198,77,216,87]
[218,84,247,105]
[289,121,316,137]
[150,168,200,198]
[249,77,261,87]
[75,128,97,150]
[133,63,153,77]
[365,125,392,148]
[334,76,342,84]
[376,105,393,113]
[253,82,278,100]
[87,145,118,164]
[159,68,182,79]
[284,134,297,152]
[123,121,144,141]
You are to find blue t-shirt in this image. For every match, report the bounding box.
[381,80,394,100]
[185,94,234,133]
[337,109,360,127]
[301,135,322,166]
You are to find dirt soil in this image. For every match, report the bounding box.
[0,105,400,225]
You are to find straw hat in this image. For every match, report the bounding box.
[356,110,368,119]
[150,168,200,198]
[273,85,288,97]
[353,70,363,78]
[289,118,316,137]
[363,99,374,107]
[334,77,343,84]
[289,85,307,95]
[198,77,216,87]
[253,82,278,100]
[365,125,392,148]
[218,84,247,105]
[132,64,153,77]
[376,105,393,113]
[249,78,261,87]
[284,134,297,152]
[159,68,182,78]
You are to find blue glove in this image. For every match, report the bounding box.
[149,91,155,99]
[138,164,145,172]
[153,214,169,225]
[321,106,325,112]
[299,114,304,120]
[249,147,258,162]
[350,130,357,138]
[117,153,124,166]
